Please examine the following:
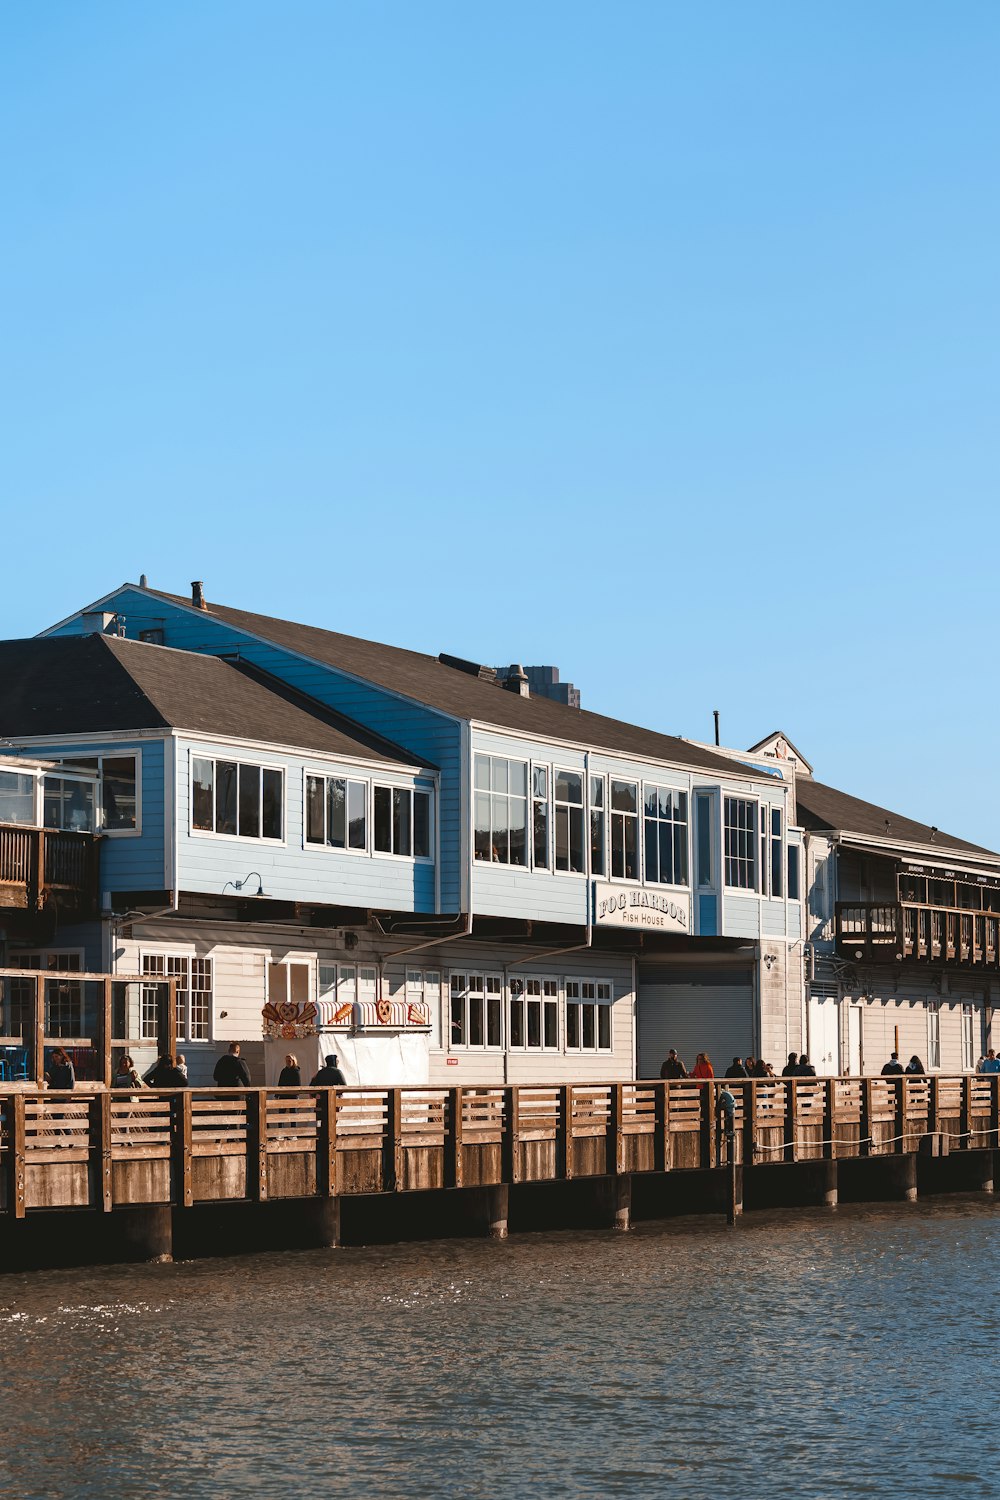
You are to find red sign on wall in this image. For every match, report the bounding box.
[446,1057,458,1066]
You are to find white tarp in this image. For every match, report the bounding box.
[264,1032,429,1087]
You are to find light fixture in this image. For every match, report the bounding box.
[762,953,778,970]
[224,872,267,897]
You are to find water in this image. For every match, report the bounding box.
[1,1199,998,1500]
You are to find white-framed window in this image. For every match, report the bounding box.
[13,950,85,1037]
[141,954,213,1043]
[695,790,715,889]
[474,755,528,866]
[449,971,503,1049]
[724,797,757,890]
[590,775,606,877]
[554,770,585,874]
[643,785,688,886]
[927,1002,941,1071]
[962,1004,978,1071]
[769,808,784,898]
[0,769,36,825]
[267,960,311,1007]
[532,766,549,869]
[406,968,442,1046]
[192,757,283,841]
[610,780,639,880]
[305,774,367,851]
[373,785,432,858]
[509,976,559,1050]
[565,979,613,1051]
[787,843,801,901]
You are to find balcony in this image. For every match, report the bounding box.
[835,901,1000,969]
[0,826,101,918]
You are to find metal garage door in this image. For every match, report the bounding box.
[637,964,755,1079]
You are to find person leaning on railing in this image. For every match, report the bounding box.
[311,1053,346,1086]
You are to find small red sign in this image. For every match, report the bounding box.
[446,1057,458,1066]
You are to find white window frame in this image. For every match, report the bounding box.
[531,763,550,871]
[141,952,214,1045]
[45,752,143,838]
[372,782,434,862]
[724,796,758,891]
[642,782,689,888]
[962,1004,978,1072]
[473,754,530,868]
[609,779,640,883]
[553,768,586,877]
[448,971,503,1051]
[589,773,607,878]
[508,975,560,1052]
[565,979,614,1053]
[927,1002,941,1071]
[189,753,285,844]
[303,770,369,855]
[12,950,86,1040]
[406,968,442,1047]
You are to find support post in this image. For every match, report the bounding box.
[172,1089,193,1208]
[960,1075,972,1150]
[861,1077,873,1156]
[9,1093,25,1220]
[700,1083,716,1170]
[91,1090,112,1212]
[785,1079,798,1163]
[102,977,113,1090]
[33,974,44,1087]
[383,1087,402,1192]
[115,1204,173,1263]
[247,1089,268,1201]
[896,1153,918,1202]
[503,1086,521,1184]
[820,1158,838,1207]
[726,1157,743,1225]
[614,1173,631,1231]
[561,1085,574,1180]
[486,1183,509,1239]
[446,1087,464,1188]
[653,1082,666,1173]
[310,1195,341,1247]
[317,1089,337,1197]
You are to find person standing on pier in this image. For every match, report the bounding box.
[659,1049,688,1080]
[46,1048,75,1090]
[213,1042,251,1087]
[881,1053,904,1076]
[279,1054,301,1086]
[691,1052,714,1080]
[725,1057,749,1078]
[311,1054,347,1086]
[781,1052,798,1077]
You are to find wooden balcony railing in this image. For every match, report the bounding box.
[0,827,101,915]
[0,1075,994,1218]
[836,901,1000,969]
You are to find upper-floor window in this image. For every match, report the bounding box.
[0,770,35,826]
[610,780,639,880]
[590,775,606,877]
[192,758,283,841]
[374,785,431,858]
[787,843,800,901]
[474,755,527,866]
[532,767,549,869]
[43,774,97,833]
[644,785,688,886]
[51,754,139,833]
[554,770,585,873]
[695,791,714,888]
[306,774,367,851]
[724,796,756,889]
[770,808,783,898]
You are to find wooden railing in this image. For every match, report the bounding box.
[0,1075,995,1219]
[0,826,100,914]
[836,901,1000,968]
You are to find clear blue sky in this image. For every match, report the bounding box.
[3,3,998,844]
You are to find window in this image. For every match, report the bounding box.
[43,774,96,833]
[643,785,688,886]
[770,808,783,898]
[474,755,528,866]
[374,785,431,857]
[590,776,606,876]
[192,758,283,840]
[10,952,83,1038]
[962,1005,978,1072]
[927,1003,941,1071]
[610,780,639,880]
[532,767,549,869]
[724,797,757,889]
[565,980,613,1051]
[695,791,714,888]
[509,976,559,1050]
[787,844,800,901]
[101,756,138,831]
[0,770,35,825]
[406,969,441,1045]
[306,775,367,851]
[268,961,311,1007]
[554,770,585,873]
[449,972,502,1049]
[141,954,213,1043]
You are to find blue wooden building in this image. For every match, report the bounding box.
[0,579,811,1084]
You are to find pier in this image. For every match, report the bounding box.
[2,1072,998,1264]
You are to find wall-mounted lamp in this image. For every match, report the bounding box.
[762,953,778,971]
[224,872,267,897]
[343,931,359,950]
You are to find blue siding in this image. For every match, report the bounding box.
[698,894,718,936]
[17,735,166,894]
[175,737,436,912]
[49,589,464,910]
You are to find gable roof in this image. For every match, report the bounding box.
[0,636,429,768]
[129,586,750,778]
[795,777,995,859]
[746,730,813,774]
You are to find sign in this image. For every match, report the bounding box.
[446,1056,459,1066]
[593,883,690,932]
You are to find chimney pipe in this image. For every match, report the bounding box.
[713,709,720,746]
[191,580,206,610]
[504,664,530,697]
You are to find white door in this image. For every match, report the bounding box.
[847,1004,862,1077]
[807,994,840,1075]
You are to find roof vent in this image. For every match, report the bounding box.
[503,664,530,697]
[191,580,207,610]
[81,611,116,635]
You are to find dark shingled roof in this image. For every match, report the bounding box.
[0,636,428,767]
[143,588,747,778]
[795,777,996,859]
